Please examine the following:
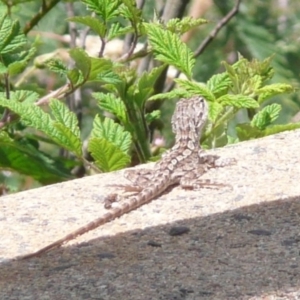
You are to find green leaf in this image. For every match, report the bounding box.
[133,65,166,107]
[0,12,27,54]
[69,48,91,80]
[251,104,281,130]
[264,123,300,136]
[144,23,195,78]
[206,73,231,96]
[208,101,224,123]
[0,132,73,184]
[257,83,294,104]
[46,58,68,76]
[7,47,36,76]
[82,0,122,21]
[149,89,191,101]
[13,90,40,104]
[97,69,123,84]
[121,0,143,24]
[107,23,132,41]
[67,68,83,86]
[91,116,131,153]
[89,57,113,81]
[218,94,259,108]
[68,16,106,37]
[93,92,127,124]
[52,122,83,157]
[0,90,40,104]
[145,110,161,123]
[0,97,53,132]
[49,99,82,156]
[166,17,207,34]
[0,98,83,157]
[236,123,262,141]
[88,137,131,172]
[174,79,216,101]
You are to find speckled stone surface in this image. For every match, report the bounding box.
[1,129,300,300]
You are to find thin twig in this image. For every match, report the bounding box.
[66,2,77,49]
[194,0,241,57]
[23,0,61,35]
[164,0,242,92]
[98,37,106,58]
[118,29,139,62]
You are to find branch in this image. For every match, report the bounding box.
[164,0,242,92]
[23,0,61,35]
[194,0,242,57]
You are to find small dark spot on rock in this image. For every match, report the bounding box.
[97,252,115,259]
[290,264,298,269]
[247,229,272,236]
[229,243,247,249]
[282,237,300,246]
[147,240,162,247]
[232,214,252,221]
[199,291,214,296]
[51,264,75,272]
[179,288,194,295]
[169,226,190,236]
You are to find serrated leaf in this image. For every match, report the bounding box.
[107,23,132,40]
[0,98,83,156]
[0,14,27,54]
[49,99,82,156]
[12,90,39,104]
[7,46,36,76]
[88,137,131,172]
[68,16,106,37]
[133,65,166,107]
[0,97,53,132]
[89,57,113,81]
[174,79,216,101]
[52,122,83,156]
[263,123,300,136]
[144,23,195,78]
[145,110,161,123]
[251,104,281,130]
[257,83,294,104]
[46,58,68,76]
[166,17,207,34]
[0,90,39,104]
[149,89,192,101]
[82,0,122,21]
[218,94,259,108]
[121,0,143,24]
[208,101,223,123]
[91,116,132,153]
[206,73,231,96]
[69,48,91,80]
[50,99,80,135]
[97,69,122,84]
[93,92,127,124]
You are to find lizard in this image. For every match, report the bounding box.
[19,96,233,259]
